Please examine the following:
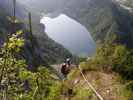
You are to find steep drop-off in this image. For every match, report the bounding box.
[18,0,133,48]
[0,1,74,66]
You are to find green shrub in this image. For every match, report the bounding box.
[80,61,98,71]
[0,30,63,100]
[73,85,93,100]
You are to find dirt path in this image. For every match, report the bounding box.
[51,64,126,100]
[75,70,125,100]
[61,65,126,100]
[79,66,104,100]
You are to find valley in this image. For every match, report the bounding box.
[0,0,133,100]
[40,14,96,56]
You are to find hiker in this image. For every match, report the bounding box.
[61,63,70,77]
[61,63,67,76]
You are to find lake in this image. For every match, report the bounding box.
[40,14,96,57]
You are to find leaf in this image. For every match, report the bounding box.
[16,30,23,36]
[19,70,34,80]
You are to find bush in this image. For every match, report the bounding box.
[80,35,133,80]
[73,85,93,100]
[80,61,98,71]
[0,30,63,100]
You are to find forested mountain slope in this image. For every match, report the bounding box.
[18,0,133,48]
[0,1,74,67]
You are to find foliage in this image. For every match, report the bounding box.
[121,84,133,100]
[45,82,62,100]
[80,61,98,71]
[78,34,133,99]
[79,57,87,62]
[0,31,62,100]
[80,33,133,79]
[0,5,75,99]
[0,30,26,100]
[73,84,93,100]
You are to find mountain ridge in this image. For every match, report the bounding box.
[17,0,133,48]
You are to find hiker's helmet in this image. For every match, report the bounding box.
[66,58,71,66]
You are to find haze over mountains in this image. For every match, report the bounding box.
[41,14,96,56]
[1,0,133,64]
[18,0,133,48]
[18,0,96,56]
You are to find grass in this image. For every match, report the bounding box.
[80,61,98,71]
[72,84,94,100]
